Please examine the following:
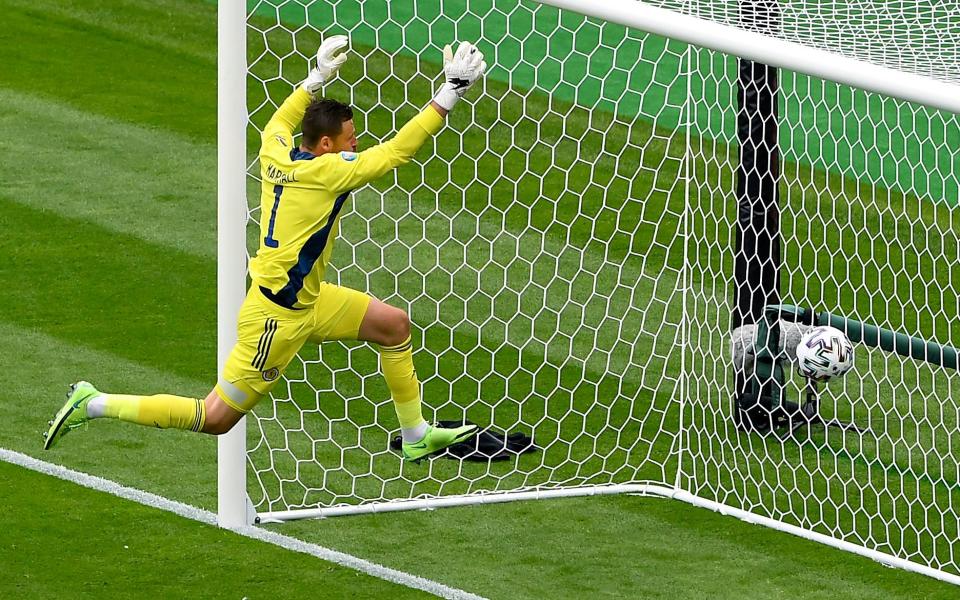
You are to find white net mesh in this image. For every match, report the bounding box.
[246,0,688,510]
[685,41,960,572]
[651,0,960,85]
[243,0,960,578]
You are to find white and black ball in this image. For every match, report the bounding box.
[795,326,854,381]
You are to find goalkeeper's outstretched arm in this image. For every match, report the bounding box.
[298,41,487,192]
[262,35,350,141]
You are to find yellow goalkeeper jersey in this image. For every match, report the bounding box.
[250,87,444,310]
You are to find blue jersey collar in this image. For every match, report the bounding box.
[290,147,317,161]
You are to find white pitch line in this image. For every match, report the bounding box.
[0,448,488,600]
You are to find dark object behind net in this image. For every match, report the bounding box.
[390,420,538,461]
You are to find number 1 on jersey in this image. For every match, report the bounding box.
[264,184,283,248]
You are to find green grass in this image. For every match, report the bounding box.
[278,494,959,600]
[246,11,690,509]
[1,0,959,597]
[245,4,960,576]
[243,0,959,203]
[0,462,427,599]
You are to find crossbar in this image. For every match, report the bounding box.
[535,0,960,114]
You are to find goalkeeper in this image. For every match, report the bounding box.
[44,36,485,462]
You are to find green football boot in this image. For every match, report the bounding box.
[402,423,478,462]
[43,381,100,450]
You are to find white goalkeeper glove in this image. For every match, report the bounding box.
[302,35,349,94]
[432,41,487,111]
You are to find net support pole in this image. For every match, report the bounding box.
[817,312,960,370]
[763,304,960,370]
[733,0,781,422]
[217,0,249,528]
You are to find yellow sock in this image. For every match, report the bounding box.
[102,394,206,432]
[379,336,427,430]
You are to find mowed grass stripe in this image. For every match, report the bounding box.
[0,198,216,384]
[247,0,958,202]
[248,33,960,534]
[0,461,430,600]
[0,193,670,510]
[0,189,655,404]
[0,88,215,259]
[5,0,952,596]
[2,301,953,600]
[8,0,945,544]
[3,0,216,64]
[0,1,214,141]
[278,493,960,600]
[0,320,215,509]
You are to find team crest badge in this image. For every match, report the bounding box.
[339,151,358,162]
[262,367,280,382]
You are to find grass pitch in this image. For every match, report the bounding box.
[0,462,426,599]
[0,0,958,597]
[245,0,960,575]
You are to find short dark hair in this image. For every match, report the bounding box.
[302,98,354,147]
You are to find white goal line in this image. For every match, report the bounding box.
[0,448,489,600]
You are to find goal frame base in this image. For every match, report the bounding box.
[253,483,960,586]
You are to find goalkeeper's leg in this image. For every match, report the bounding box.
[307,283,476,460]
[43,382,215,450]
[43,383,254,449]
[355,298,477,461]
[44,287,308,449]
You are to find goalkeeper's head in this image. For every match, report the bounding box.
[302,98,357,155]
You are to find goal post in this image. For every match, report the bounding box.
[217,0,249,529]
[219,0,960,584]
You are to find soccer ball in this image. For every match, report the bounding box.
[795,326,854,381]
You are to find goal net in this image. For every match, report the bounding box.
[236,0,960,581]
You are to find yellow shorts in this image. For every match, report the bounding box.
[216,284,371,412]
